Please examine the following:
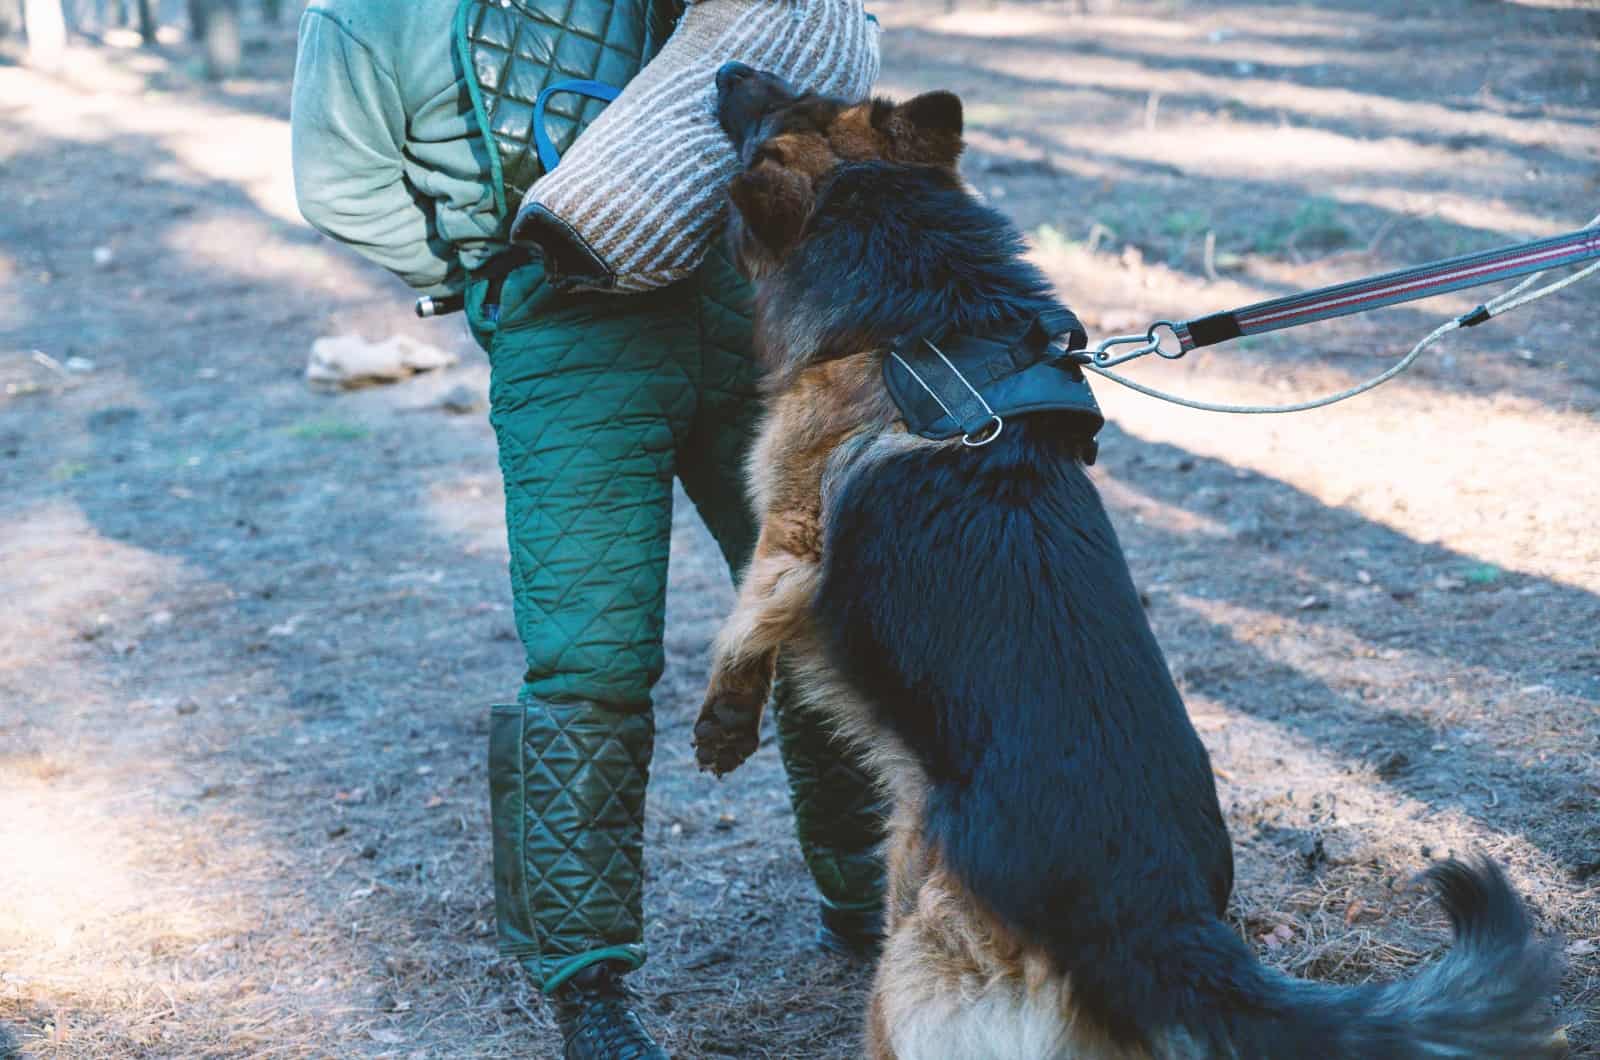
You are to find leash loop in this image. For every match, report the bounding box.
[1148,321,1185,360]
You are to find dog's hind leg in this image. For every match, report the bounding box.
[694,515,821,775]
[868,842,1108,1060]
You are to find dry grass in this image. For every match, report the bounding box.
[3,0,1597,1056]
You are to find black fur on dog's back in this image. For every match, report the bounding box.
[754,161,1062,388]
[802,162,1561,1057]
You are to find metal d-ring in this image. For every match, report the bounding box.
[962,415,1004,447]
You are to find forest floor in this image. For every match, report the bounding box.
[1,1,1597,1056]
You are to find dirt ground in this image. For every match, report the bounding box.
[1,1,1597,1057]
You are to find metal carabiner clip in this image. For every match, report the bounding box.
[1089,320,1185,368]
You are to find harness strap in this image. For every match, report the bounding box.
[889,339,1003,445]
[532,79,622,173]
[1172,225,1600,352]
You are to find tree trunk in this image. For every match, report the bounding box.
[1,0,26,37]
[199,0,238,79]
[261,0,279,23]
[186,0,203,38]
[23,0,67,71]
[135,0,153,42]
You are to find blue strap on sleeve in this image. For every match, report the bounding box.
[531,79,622,173]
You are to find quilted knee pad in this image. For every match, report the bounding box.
[489,697,655,992]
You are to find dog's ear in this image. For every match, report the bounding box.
[877,91,964,168]
[729,167,814,259]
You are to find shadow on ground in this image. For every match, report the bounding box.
[3,0,1597,1054]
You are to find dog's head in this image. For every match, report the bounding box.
[714,62,964,276]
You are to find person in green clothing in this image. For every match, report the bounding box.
[290,1,885,1057]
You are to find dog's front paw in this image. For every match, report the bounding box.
[693,687,765,777]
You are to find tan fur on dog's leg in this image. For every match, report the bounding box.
[866,988,899,1060]
[709,540,820,674]
[693,519,821,775]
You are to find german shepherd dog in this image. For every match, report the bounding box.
[693,62,1563,1060]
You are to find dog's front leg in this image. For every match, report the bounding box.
[694,513,820,776]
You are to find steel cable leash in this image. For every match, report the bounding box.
[1071,211,1600,415]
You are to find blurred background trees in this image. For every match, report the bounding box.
[188,0,241,78]
[4,0,284,78]
[22,0,68,72]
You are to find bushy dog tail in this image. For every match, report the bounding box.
[1068,857,1563,1059]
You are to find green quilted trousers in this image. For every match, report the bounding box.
[469,249,885,993]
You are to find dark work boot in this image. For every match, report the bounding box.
[551,961,668,1060]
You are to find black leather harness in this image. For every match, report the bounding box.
[883,308,1104,463]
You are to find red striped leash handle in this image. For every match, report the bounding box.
[1086,224,1600,368]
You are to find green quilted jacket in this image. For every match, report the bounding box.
[290,0,680,297]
